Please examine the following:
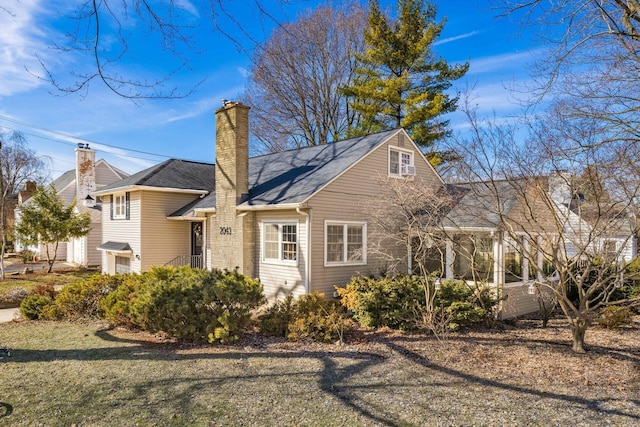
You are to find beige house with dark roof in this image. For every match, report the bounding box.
[95,101,637,318]
[95,102,442,299]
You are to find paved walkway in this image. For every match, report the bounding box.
[0,307,20,323]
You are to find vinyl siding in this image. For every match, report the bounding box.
[86,224,102,266]
[95,161,125,187]
[500,282,547,319]
[307,133,442,295]
[139,191,197,270]
[101,192,142,273]
[254,210,307,301]
[57,183,77,205]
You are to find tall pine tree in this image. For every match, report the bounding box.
[343,0,468,162]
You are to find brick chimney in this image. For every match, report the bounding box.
[75,143,96,202]
[215,101,250,204]
[210,101,254,275]
[18,181,37,204]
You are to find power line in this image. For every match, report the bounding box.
[0,114,173,159]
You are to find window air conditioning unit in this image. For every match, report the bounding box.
[401,165,416,176]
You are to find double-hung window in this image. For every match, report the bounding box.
[262,221,298,264]
[325,221,366,266]
[389,146,415,177]
[111,192,130,220]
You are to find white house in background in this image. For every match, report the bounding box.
[15,144,129,267]
[548,172,638,263]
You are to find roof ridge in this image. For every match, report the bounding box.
[248,128,401,161]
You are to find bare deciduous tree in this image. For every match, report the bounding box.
[243,2,368,152]
[0,131,47,279]
[500,0,640,148]
[16,0,300,98]
[447,101,640,353]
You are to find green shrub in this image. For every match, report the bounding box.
[337,275,425,330]
[18,250,35,264]
[20,294,55,320]
[598,306,634,329]
[128,267,265,344]
[260,295,295,337]
[436,280,495,329]
[337,276,497,331]
[55,274,125,319]
[288,292,349,343]
[261,292,350,343]
[100,274,145,328]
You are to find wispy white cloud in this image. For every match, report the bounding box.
[0,0,50,96]
[237,67,250,78]
[467,49,544,75]
[175,0,199,17]
[434,31,480,46]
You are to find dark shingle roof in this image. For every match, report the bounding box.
[169,193,216,217]
[244,129,397,206]
[97,159,215,193]
[443,180,523,229]
[102,129,399,217]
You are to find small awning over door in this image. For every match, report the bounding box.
[97,241,132,254]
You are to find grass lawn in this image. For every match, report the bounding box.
[0,318,639,426]
[0,267,97,308]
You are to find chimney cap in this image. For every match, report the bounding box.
[76,143,90,149]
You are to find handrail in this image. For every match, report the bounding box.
[164,255,204,269]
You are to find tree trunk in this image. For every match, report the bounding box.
[570,322,587,353]
[0,237,5,280]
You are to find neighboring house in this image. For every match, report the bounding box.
[95,101,443,300]
[547,172,638,263]
[15,144,129,266]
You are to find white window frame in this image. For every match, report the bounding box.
[261,221,299,266]
[324,220,367,267]
[388,146,415,178]
[113,192,128,220]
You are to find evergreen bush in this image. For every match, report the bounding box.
[20,294,54,320]
[261,292,350,343]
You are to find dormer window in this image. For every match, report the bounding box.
[389,146,415,177]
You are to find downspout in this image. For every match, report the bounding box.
[297,207,310,293]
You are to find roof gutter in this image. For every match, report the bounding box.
[93,185,209,197]
[236,202,307,212]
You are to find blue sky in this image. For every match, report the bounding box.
[0,0,540,178]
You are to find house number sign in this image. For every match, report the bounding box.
[219,227,232,235]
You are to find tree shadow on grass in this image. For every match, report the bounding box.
[4,326,640,425]
[385,321,640,364]
[376,331,640,422]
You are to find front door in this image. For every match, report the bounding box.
[191,222,203,268]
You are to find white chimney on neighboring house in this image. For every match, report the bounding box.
[549,170,573,206]
[75,143,96,202]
